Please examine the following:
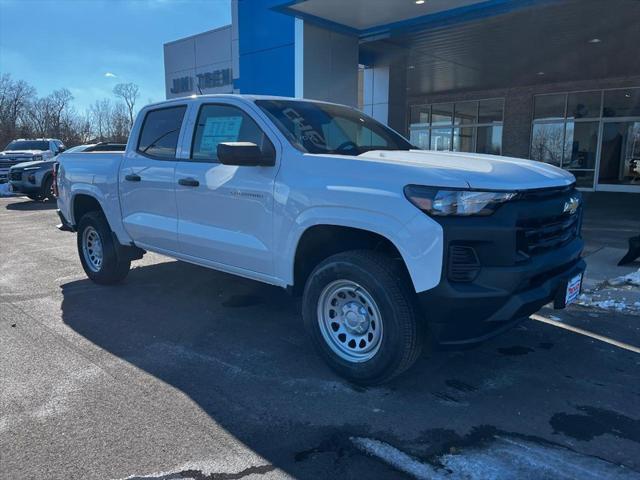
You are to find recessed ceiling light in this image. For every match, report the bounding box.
[625,93,631,98]
[537,71,545,76]
[588,38,602,44]
[415,0,425,4]
[408,65,415,69]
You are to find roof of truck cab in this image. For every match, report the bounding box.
[142,94,350,109]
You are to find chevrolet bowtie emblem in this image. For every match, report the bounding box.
[563,196,580,215]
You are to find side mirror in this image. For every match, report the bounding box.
[217,142,275,167]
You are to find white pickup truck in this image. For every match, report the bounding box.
[57,95,585,384]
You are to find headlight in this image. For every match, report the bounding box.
[23,166,42,171]
[404,185,517,216]
[32,155,43,161]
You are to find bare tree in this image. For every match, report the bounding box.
[113,82,139,128]
[0,74,36,147]
[89,99,112,142]
[0,74,140,147]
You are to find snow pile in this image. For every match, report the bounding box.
[0,182,15,197]
[576,293,639,313]
[608,269,640,287]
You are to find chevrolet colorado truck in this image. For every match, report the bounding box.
[56,95,585,384]
[0,138,64,184]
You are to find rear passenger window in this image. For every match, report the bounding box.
[137,106,186,159]
[191,104,274,162]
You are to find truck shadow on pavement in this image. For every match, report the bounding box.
[4,199,57,210]
[59,259,640,479]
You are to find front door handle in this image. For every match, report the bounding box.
[178,177,200,187]
[125,174,141,182]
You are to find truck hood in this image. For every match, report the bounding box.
[1,150,43,156]
[11,159,52,169]
[358,150,575,191]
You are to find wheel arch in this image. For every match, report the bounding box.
[290,224,409,296]
[282,207,444,295]
[69,187,132,246]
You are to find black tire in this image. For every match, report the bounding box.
[302,250,424,385]
[77,211,131,285]
[41,175,55,201]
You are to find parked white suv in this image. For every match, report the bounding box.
[56,95,586,384]
[0,138,64,183]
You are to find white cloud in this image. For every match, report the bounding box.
[104,72,117,78]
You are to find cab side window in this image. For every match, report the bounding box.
[137,106,186,159]
[191,104,275,162]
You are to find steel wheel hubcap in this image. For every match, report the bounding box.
[317,280,383,363]
[82,226,103,272]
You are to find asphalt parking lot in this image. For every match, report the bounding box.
[1,196,639,480]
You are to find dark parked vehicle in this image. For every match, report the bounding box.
[10,143,125,201]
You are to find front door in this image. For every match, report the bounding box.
[120,105,187,252]
[174,102,279,276]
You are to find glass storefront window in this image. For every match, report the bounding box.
[599,121,640,185]
[410,104,430,125]
[566,170,595,189]
[454,101,477,125]
[431,103,453,126]
[476,126,502,155]
[534,94,566,120]
[567,91,601,119]
[563,122,599,169]
[603,88,640,117]
[531,123,564,166]
[408,98,503,155]
[478,99,504,124]
[453,127,475,152]
[409,127,429,149]
[532,87,640,190]
[430,128,452,151]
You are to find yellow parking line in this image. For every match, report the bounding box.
[530,314,640,354]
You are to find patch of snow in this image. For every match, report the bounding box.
[609,269,640,287]
[0,182,15,197]
[350,437,436,479]
[351,435,634,479]
[576,294,635,312]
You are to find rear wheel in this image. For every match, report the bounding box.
[303,250,424,385]
[77,211,131,284]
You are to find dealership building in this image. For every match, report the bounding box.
[164,0,640,193]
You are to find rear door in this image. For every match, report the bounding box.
[119,104,187,252]
[174,100,279,276]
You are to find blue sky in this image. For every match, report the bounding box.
[0,0,230,112]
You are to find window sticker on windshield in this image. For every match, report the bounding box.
[200,116,243,153]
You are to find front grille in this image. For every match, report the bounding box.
[517,184,575,201]
[518,212,580,255]
[448,245,481,282]
[9,171,22,181]
[0,160,27,168]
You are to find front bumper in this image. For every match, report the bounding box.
[418,241,585,345]
[9,181,40,194]
[417,186,585,345]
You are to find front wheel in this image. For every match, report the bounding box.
[77,211,131,284]
[41,176,55,201]
[302,250,424,385]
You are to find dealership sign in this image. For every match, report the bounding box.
[170,68,232,94]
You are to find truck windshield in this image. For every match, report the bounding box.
[256,99,413,156]
[5,140,50,151]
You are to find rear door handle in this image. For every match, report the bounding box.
[178,177,200,187]
[125,174,141,182]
